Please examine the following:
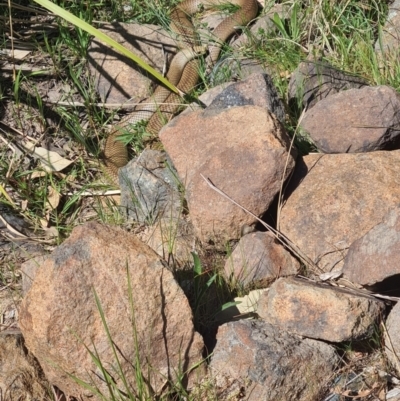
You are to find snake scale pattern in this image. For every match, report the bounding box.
[102,0,259,184]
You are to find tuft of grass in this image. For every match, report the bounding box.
[67,268,213,400]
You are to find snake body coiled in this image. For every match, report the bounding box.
[103,0,259,184]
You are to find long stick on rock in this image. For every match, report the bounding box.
[200,173,323,275]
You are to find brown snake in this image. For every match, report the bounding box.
[102,0,259,184]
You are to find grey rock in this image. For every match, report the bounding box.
[21,254,48,295]
[387,387,400,401]
[288,61,367,110]
[209,319,339,401]
[119,149,182,223]
[374,0,400,56]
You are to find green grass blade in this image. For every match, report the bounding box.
[92,288,136,399]
[32,0,179,94]
[0,183,16,207]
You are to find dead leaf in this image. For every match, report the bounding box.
[23,141,73,172]
[21,200,28,211]
[46,186,60,210]
[320,271,342,281]
[40,218,49,229]
[30,171,47,179]
[2,49,31,60]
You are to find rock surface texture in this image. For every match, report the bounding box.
[301,86,400,153]
[224,231,299,288]
[160,105,296,243]
[374,0,400,57]
[209,319,339,401]
[207,73,286,123]
[343,206,400,287]
[119,149,181,223]
[257,277,385,342]
[18,222,204,399]
[288,60,367,109]
[280,151,400,273]
[88,23,176,104]
[385,301,400,375]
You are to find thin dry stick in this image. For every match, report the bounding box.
[202,177,400,301]
[66,189,121,197]
[200,174,323,274]
[0,214,28,238]
[7,0,15,80]
[0,122,37,142]
[47,100,196,109]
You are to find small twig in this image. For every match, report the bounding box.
[0,64,55,74]
[7,0,15,80]
[46,100,195,110]
[66,189,121,197]
[0,122,37,142]
[0,214,28,238]
[0,283,13,292]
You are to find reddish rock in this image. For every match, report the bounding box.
[257,277,385,342]
[21,254,47,295]
[160,106,296,244]
[301,86,400,153]
[209,320,339,401]
[224,231,299,288]
[280,151,400,273]
[19,222,204,399]
[343,206,400,287]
